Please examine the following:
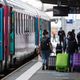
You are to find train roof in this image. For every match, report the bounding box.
[0,0,50,21]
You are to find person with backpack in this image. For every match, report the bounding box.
[77,31,80,52]
[63,31,78,71]
[58,27,65,45]
[40,29,52,70]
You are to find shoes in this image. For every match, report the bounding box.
[42,64,48,70]
[46,63,48,70]
[42,64,45,70]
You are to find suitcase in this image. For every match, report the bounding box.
[48,53,56,70]
[56,53,68,71]
[72,53,80,71]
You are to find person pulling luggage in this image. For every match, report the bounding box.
[63,31,78,71]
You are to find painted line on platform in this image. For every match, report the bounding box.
[16,62,42,80]
[1,58,37,80]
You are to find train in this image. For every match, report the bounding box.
[0,0,50,72]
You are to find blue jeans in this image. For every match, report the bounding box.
[68,54,73,67]
[41,50,50,65]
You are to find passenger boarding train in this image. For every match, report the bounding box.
[0,0,50,72]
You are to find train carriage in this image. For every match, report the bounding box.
[0,0,50,72]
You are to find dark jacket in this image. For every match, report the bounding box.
[58,30,65,42]
[67,37,78,54]
[77,32,80,47]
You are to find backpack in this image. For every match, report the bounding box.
[56,43,62,54]
[41,37,50,50]
[67,38,78,53]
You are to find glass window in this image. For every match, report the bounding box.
[26,15,27,32]
[32,17,34,32]
[17,13,19,34]
[24,14,26,33]
[20,13,21,34]
[15,12,17,34]
[31,17,33,32]
[21,14,23,34]
[23,14,24,34]
[27,16,29,32]
[24,14,25,33]
[18,13,20,34]
[28,16,30,32]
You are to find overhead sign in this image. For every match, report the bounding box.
[66,19,73,24]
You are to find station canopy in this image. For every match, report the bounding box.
[40,0,80,7]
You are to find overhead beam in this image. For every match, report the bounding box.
[40,0,80,6]
[45,8,53,12]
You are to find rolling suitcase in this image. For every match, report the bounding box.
[72,53,80,71]
[56,53,68,71]
[48,53,56,70]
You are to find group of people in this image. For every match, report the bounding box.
[58,28,80,71]
[58,27,80,53]
[39,28,80,71]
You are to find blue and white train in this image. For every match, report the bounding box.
[0,0,50,72]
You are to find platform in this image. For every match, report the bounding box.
[1,56,80,80]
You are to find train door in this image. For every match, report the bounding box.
[9,9,15,65]
[34,17,39,46]
[4,5,10,69]
[39,19,43,42]
[0,4,4,72]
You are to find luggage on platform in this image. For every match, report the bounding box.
[56,53,68,71]
[72,53,80,71]
[48,53,56,70]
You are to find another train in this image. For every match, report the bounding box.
[0,0,50,72]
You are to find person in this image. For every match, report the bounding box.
[71,29,75,39]
[64,31,78,71]
[40,29,52,70]
[77,31,80,52]
[58,27,65,45]
[63,31,71,52]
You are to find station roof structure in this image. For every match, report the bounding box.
[40,0,80,6]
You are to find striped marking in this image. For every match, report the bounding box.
[16,62,42,80]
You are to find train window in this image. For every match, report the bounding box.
[20,13,21,34]
[24,14,26,33]
[25,14,26,33]
[33,17,35,32]
[23,14,24,34]
[26,16,28,32]
[27,16,29,32]
[28,16,30,32]
[29,16,31,32]
[30,17,32,32]
[32,17,34,32]
[18,13,20,34]
[28,16,31,32]
[24,14,25,34]
[30,16,32,32]
[31,17,33,32]
[21,14,23,34]
[15,12,17,34]
[17,12,19,34]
